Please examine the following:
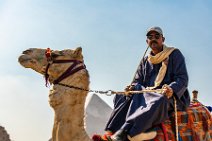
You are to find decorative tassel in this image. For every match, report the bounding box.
[161,123,169,141]
[92,134,102,141]
[92,132,113,141]
[45,48,51,58]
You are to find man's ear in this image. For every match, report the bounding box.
[146,39,148,44]
[74,47,82,56]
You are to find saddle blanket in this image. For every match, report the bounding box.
[151,105,212,141]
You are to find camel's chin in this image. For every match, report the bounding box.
[19,63,32,68]
[19,60,31,68]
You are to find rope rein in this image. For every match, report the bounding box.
[57,83,165,96]
[174,97,179,141]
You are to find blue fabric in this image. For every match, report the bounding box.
[105,49,190,138]
[206,106,212,112]
[178,133,183,141]
[105,85,169,137]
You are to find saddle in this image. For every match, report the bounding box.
[152,104,212,141]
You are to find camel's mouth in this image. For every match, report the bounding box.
[18,49,33,64]
[18,54,30,62]
[18,54,34,68]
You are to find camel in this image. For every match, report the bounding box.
[19,47,91,141]
[18,47,212,141]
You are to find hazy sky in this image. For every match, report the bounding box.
[0,0,212,141]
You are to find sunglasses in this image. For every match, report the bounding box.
[147,34,161,40]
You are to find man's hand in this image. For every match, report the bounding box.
[162,85,173,99]
[125,85,135,91]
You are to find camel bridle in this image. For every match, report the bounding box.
[44,48,86,87]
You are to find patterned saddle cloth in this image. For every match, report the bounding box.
[151,104,212,141]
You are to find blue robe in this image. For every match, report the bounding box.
[105,49,190,137]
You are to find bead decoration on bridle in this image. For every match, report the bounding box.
[44,48,86,87]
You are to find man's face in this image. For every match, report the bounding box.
[146,31,164,54]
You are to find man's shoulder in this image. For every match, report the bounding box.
[170,48,183,57]
[169,48,185,62]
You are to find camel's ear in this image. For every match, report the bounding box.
[74,47,82,56]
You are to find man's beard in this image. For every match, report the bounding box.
[149,40,163,54]
[150,40,158,46]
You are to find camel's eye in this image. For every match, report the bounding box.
[51,51,63,58]
[51,52,60,58]
[22,49,32,55]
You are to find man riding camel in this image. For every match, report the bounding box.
[103,26,190,141]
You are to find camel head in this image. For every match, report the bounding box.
[18,47,83,74]
[18,47,86,87]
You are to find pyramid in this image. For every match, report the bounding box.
[85,94,112,137]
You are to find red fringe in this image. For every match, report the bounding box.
[92,134,102,141]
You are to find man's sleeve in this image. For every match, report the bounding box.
[131,59,145,85]
[169,49,189,99]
